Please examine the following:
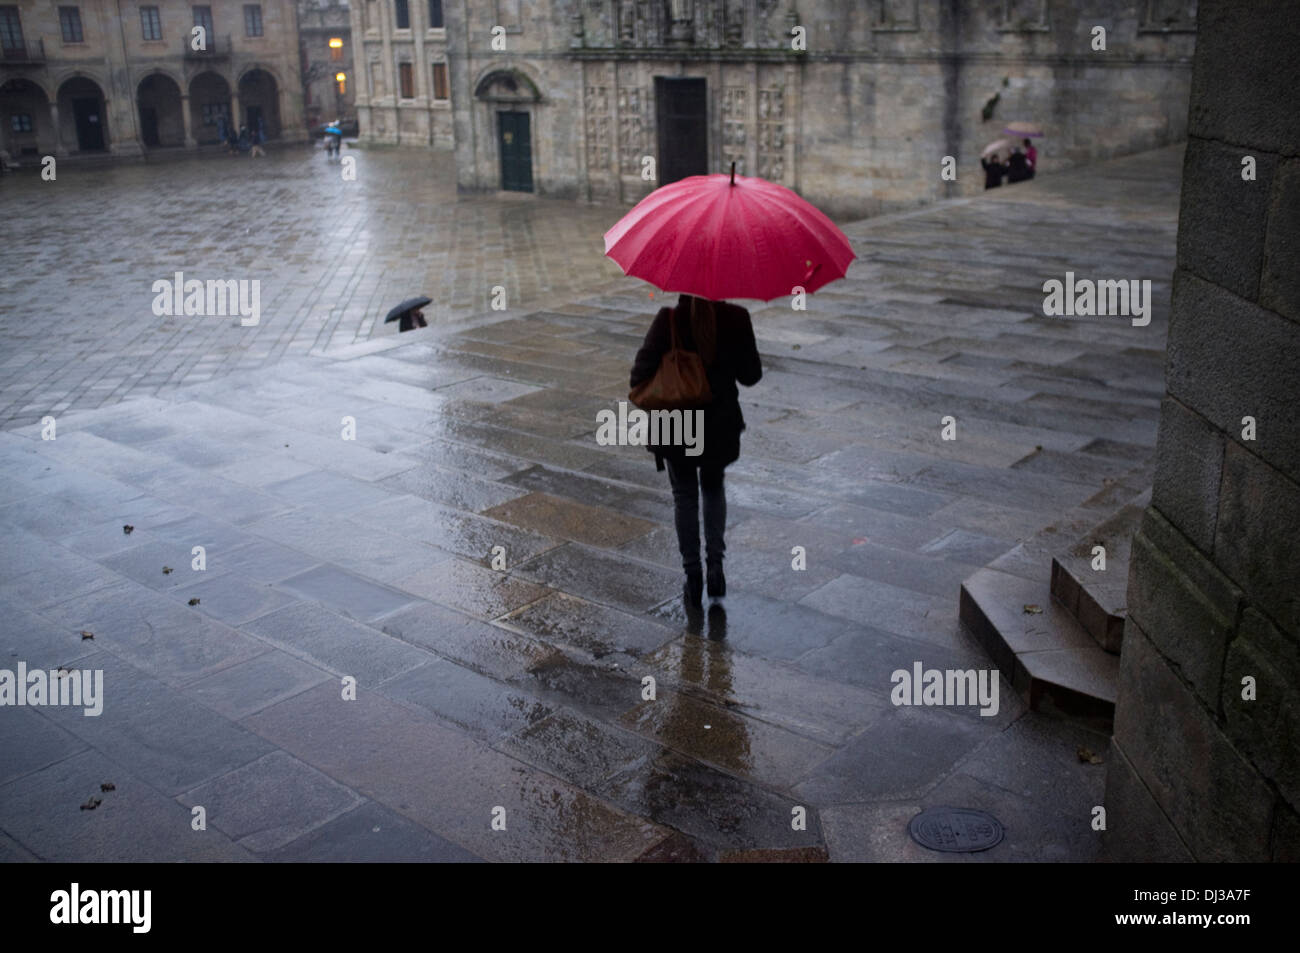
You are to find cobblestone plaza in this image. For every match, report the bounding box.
[0,138,1185,861]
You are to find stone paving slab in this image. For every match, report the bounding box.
[0,146,1182,861]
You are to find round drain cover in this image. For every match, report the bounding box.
[908,807,1004,853]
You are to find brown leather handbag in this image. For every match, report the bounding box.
[628,300,713,410]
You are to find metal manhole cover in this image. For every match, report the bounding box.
[908,807,1004,853]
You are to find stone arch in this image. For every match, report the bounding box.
[49,68,107,98]
[56,75,109,152]
[0,78,51,159]
[473,65,543,103]
[236,67,281,139]
[136,72,185,147]
[188,71,232,145]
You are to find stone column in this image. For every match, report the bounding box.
[230,92,241,130]
[181,94,196,147]
[1101,0,1300,862]
[379,0,395,142]
[413,0,429,143]
[47,101,67,156]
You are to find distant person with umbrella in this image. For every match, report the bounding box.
[1002,121,1043,183]
[980,139,1012,189]
[609,162,855,607]
[1006,146,1032,183]
[385,296,431,332]
[324,122,342,158]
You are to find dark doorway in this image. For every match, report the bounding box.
[246,104,262,134]
[72,97,104,150]
[655,77,707,185]
[139,106,159,146]
[498,110,532,192]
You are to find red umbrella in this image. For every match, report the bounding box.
[603,164,856,302]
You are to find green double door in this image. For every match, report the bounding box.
[498,110,533,193]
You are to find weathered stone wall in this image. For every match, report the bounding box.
[424,1,1192,214]
[350,0,452,145]
[1103,0,1300,863]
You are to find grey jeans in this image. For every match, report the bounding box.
[665,457,726,574]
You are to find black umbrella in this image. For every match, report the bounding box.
[384,296,432,323]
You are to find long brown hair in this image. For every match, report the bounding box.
[685,295,718,366]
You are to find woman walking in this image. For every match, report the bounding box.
[630,293,762,606]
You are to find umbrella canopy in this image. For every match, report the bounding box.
[324,125,342,136]
[603,165,856,302]
[384,295,432,323]
[981,139,1014,160]
[1003,121,1044,138]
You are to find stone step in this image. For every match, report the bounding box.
[959,566,1118,734]
[954,465,1151,732]
[1049,497,1148,654]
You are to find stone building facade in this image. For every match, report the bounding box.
[348,0,452,146]
[353,0,1194,218]
[298,0,354,129]
[1103,0,1300,863]
[0,0,305,160]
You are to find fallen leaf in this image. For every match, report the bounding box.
[100,782,116,792]
[188,597,200,606]
[1023,604,1043,614]
[80,796,102,811]
[162,566,173,574]
[1077,747,1104,765]
[123,524,134,535]
[79,630,94,640]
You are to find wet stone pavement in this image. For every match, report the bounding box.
[0,145,1182,861]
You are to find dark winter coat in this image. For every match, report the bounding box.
[629,294,762,471]
[1006,152,1032,183]
[981,157,1006,189]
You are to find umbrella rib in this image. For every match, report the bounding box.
[617,190,702,278]
[659,186,727,295]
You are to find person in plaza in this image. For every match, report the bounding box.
[1024,138,1038,178]
[399,307,427,331]
[630,293,762,607]
[1006,145,1032,183]
[250,125,266,158]
[981,154,1007,189]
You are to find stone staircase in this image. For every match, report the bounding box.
[958,463,1152,733]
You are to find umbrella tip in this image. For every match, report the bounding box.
[730,161,736,186]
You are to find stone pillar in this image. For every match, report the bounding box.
[181,95,196,148]
[1102,0,1300,863]
[380,0,395,143]
[413,0,429,143]
[230,92,241,129]
[48,101,67,156]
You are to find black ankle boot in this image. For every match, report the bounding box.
[706,564,725,599]
[684,570,704,607]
